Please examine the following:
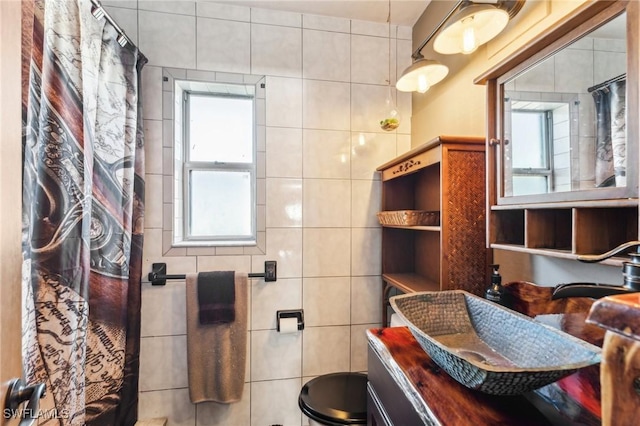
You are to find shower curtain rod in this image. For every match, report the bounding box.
[90,0,136,48]
[587,73,626,93]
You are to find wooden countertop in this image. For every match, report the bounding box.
[367,326,601,425]
[367,281,606,425]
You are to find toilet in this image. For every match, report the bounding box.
[298,372,368,426]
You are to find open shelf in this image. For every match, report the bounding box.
[381,273,440,294]
[490,204,639,261]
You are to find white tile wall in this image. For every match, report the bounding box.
[139,11,196,69]
[302,179,351,227]
[303,129,351,179]
[251,24,302,77]
[251,329,302,381]
[303,30,350,82]
[302,79,351,130]
[265,76,303,127]
[266,127,303,178]
[303,228,351,277]
[250,379,302,426]
[194,384,251,426]
[303,277,351,326]
[302,326,351,376]
[196,2,250,21]
[110,1,412,423]
[350,323,375,372]
[351,34,390,85]
[196,18,250,73]
[265,178,303,227]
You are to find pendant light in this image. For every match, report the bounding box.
[395,0,525,93]
[433,1,510,55]
[396,54,449,93]
[381,0,401,131]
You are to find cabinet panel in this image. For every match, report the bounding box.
[367,344,426,425]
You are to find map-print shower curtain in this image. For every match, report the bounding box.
[21,0,146,424]
[593,78,626,187]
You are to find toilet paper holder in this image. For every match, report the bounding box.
[276,309,304,331]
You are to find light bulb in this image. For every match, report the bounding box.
[461,17,478,54]
[417,74,430,93]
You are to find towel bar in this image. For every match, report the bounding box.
[148,261,277,286]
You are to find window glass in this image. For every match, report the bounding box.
[188,94,254,163]
[512,111,548,169]
[189,170,253,238]
[512,176,549,196]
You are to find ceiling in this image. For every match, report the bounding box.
[212,0,432,27]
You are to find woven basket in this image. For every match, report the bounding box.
[377,210,439,226]
[390,291,601,395]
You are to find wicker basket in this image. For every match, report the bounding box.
[390,291,602,395]
[377,210,439,226]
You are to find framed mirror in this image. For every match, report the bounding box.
[481,0,638,205]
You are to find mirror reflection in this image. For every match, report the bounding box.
[503,12,626,197]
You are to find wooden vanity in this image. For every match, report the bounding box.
[367,282,604,425]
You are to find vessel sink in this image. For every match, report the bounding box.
[390,290,602,395]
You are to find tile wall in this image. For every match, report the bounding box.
[103,1,413,425]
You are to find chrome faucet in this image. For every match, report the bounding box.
[552,241,640,299]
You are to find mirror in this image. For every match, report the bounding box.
[496,6,636,203]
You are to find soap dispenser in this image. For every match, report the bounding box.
[485,264,505,305]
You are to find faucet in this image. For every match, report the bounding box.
[552,241,640,299]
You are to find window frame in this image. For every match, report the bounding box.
[511,109,554,194]
[181,89,258,245]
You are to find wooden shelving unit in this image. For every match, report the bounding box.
[377,136,489,326]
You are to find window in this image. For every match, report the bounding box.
[511,110,553,196]
[177,81,258,246]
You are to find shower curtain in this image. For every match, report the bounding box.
[593,79,626,187]
[21,0,146,425]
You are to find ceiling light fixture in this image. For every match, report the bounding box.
[395,56,449,93]
[434,1,509,55]
[396,0,525,93]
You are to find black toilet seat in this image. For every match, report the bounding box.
[298,372,368,425]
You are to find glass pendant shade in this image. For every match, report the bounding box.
[396,58,449,93]
[380,85,401,131]
[433,3,509,55]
